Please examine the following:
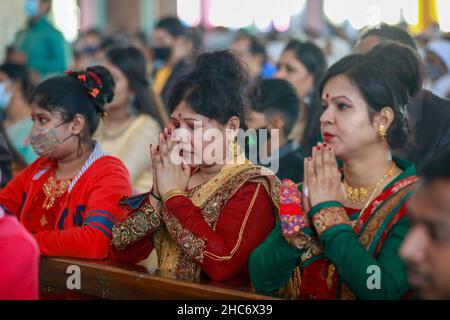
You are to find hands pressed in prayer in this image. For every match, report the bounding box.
[151,128,191,197]
[303,142,345,208]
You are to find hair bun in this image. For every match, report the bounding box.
[191,50,247,91]
[65,65,115,113]
[368,43,424,98]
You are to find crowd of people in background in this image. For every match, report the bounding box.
[1,0,450,301]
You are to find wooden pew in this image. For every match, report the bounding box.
[39,257,279,300]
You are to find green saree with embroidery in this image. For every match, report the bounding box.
[249,158,416,300]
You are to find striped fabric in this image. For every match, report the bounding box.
[68,141,106,193]
[83,210,118,238]
[32,168,50,181]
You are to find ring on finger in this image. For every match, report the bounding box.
[303,186,309,198]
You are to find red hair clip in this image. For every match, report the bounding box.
[89,88,100,98]
[77,74,87,82]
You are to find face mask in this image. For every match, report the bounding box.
[24,0,39,18]
[29,122,72,157]
[82,46,99,56]
[152,47,172,62]
[0,83,12,110]
[427,63,443,81]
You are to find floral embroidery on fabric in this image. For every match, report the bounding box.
[391,177,417,194]
[312,207,351,237]
[111,202,160,250]
[170,167,280,280]
[162,209,207,263]
[112,165,279,282]
[280,180,310,239]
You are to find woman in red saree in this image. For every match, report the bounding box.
[111,51,279,284]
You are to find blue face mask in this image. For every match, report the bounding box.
[24,0,40,18]
[0,83,12,110]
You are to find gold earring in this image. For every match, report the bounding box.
[378,125,387,141]
[228,136,238,162]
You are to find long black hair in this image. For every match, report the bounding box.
[106,46,167,126]
[283,40,327,154]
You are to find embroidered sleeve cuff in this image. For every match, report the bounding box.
[111,202,160,250]
[308,201,343,220]
[310,205,351,237]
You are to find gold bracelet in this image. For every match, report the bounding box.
[161,188,184,204]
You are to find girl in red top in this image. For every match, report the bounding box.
[0,66,132,259]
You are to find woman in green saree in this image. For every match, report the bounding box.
[249,43,424,300]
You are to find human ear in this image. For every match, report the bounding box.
[374,106,395,130]
[70,114,86,136]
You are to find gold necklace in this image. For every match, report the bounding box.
[326,163,396,289]
[42,174,72,210]
[356,162,397,219]
[343,180,371,203]
[343,162,396,204]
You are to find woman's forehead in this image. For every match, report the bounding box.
[30,103,60,118]
[171,101,204,121]
[322,75,356,97]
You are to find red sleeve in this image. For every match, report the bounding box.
[34,158,132,259]
[110,233,154,264]
[164,182,275,282]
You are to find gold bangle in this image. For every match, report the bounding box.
[161,188,184,204]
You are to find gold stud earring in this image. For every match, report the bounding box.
[378,125,387,141]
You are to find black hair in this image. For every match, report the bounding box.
[106,47,166,126]
[249,79,300,136]
[0,63,33,99]
[360,23,418,51]
[284,40,327,88]
[369,42,424,98]
[30,66,115,140]
[168,50,247,129]
[155,16,186,38]
[283,39,327,155]
[319,43,423,151]
[420,147,450,182]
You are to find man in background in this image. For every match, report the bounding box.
[232,31,274,86]
[12,0,68,80]
[401,148,450,299]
